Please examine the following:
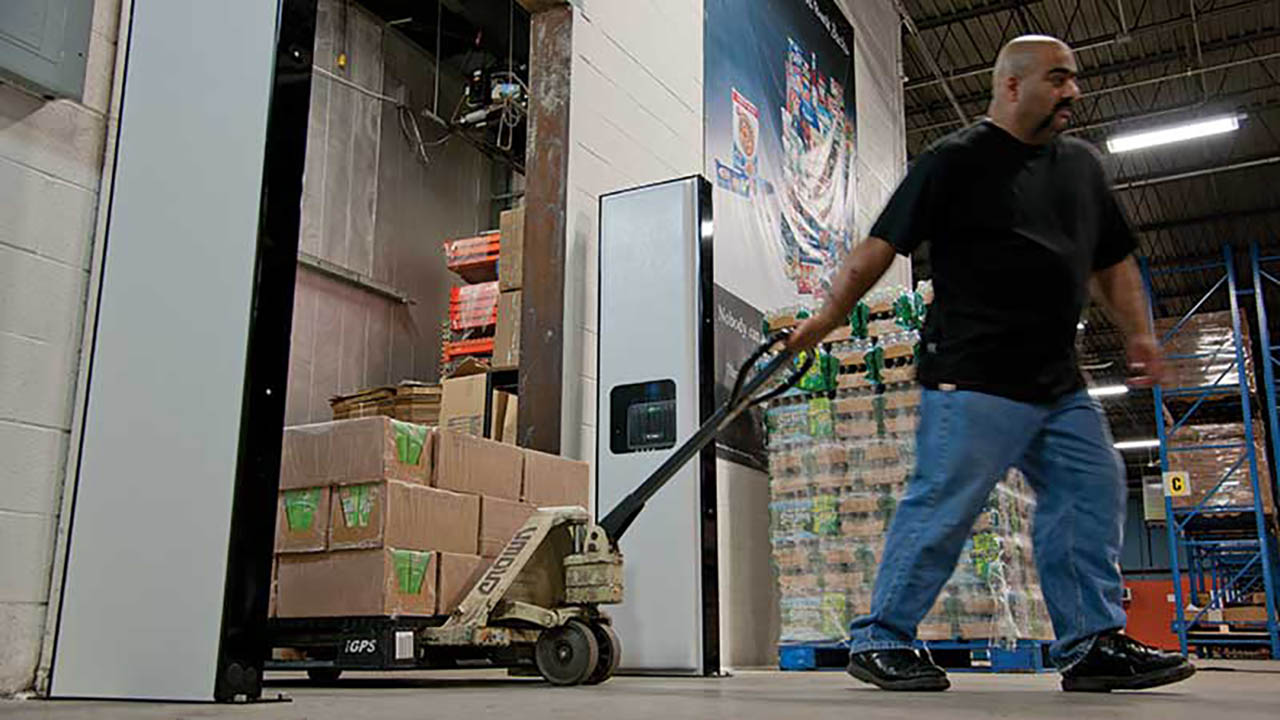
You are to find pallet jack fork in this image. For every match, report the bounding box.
[419,331,810,685]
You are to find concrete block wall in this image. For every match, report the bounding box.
[841,0,911,288]
[561,0,905,667]
[560,0,705,467]
[563,0,908,466]
[0,0,122,695]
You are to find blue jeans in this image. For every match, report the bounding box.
[848,389,1127,670]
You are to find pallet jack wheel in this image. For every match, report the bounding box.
[583,623,621,685]
[535,619,600,686]
[306,668,342,683]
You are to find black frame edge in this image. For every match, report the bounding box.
[695,176,721,676]
[213,0,317,702]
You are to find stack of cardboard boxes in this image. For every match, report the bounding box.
[271,416,589,619]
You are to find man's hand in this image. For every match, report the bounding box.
[1092,257,1167,387]
[1126,334,1168,388]
[788,313,836,352]
[786,237,898,353]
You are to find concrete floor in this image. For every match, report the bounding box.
[4,662,1278,719]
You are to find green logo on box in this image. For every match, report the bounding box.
[341,485,374,528]
[391,549,432,594]
[283,489,321,531]
[391,420,427,465]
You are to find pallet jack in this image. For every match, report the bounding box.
[413,331,810,685]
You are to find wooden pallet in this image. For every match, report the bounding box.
[778,639,1052,673]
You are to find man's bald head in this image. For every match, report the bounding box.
[992,35,1073,89]
[987,34,1080,143]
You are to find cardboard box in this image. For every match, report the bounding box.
[329,481,479,554]
[479,496,537,558]
[434,429,524,500]
[502,396,519,445]
[498,206,524,291]
[275,487,330,553]
[1224,605,1269,623]
[490,391,519,444]
[276,549,437,618]
[279,417,433,488]
[522,449,590,508]
[268,557,278,618]
[436,552,487,615]
[440,361,488,437]
[493,291,521,369]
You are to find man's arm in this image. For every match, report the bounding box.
[1091,256,1167,387]
[788,237,898,351]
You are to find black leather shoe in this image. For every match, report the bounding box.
[1061,632,1195,692]
[847,649,950,691]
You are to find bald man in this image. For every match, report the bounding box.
[790,35,1194,692]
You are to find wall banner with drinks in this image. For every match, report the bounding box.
[704,0,858,314]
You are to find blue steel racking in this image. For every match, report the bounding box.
[1250,241,1280,527]
[1141,244,1280,658]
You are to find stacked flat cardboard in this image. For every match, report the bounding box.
[330,386,397,420]
[330,382,443,426]
[393,382,443,425]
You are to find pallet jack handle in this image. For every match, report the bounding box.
[598,330,814,544]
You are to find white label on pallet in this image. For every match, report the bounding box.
[395,631,414,660]
[1164,471,1190,498]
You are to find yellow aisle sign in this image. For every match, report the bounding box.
[1163,471,1190,497]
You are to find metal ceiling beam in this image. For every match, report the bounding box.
[1079,50,1280,101]
[1113,155,1280,191]
[906,30,1280,131]
[912,0,1033,31]
[908,81,1280,137]
[904,0,1272,91]
[1065,86,1280,135]
[909,26,1280,120]
[1134,206,1280,233]
[897,0,969,125]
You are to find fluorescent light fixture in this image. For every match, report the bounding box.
[1114,439,1160,450]
[1106,115,1240,153]
[1088,385,1130,397]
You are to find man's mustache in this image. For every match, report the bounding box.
[1036,98,1075,132]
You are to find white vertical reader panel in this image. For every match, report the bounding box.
[597,179,704,672]
[50,0,279,701]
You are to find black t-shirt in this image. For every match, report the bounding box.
[870,120,1136,403]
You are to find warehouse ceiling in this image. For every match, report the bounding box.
[897,0,1280,482]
